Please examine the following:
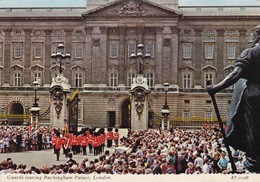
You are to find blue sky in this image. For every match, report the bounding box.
[0,0,260,7]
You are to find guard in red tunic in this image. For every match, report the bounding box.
[113,128,120,147]
[93,132,98,156]
[52,134,57,154]
[54,132,63,161]
[81,134,88,155]
[88,129,94,153]
[106,128,113,148]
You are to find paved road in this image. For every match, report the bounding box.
[0,146,115,168]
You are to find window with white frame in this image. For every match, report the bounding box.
[227,30,236,35]
[110,42,118,58]
[205,110,213,121]
[14,72,21,86]
[128,42,136,57]
[0,42,2,59]
[183,110,190,121]
[183,43,192,59]
[146,73,154,87]
[109,69,118,87]
[227,43,236,59]
[146,42,154,58]
[34,72,41,83]
[204,73,214,87]
[205,30,214,35]
[33,43,42,58]
[13,42,23,58]
[127,72,135,86]
[204,43,214,59]
[75,44,83,59]
[183,73,192,89]
[78,108,82,120]
[75,73,82,87]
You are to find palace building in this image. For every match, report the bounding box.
[0,0,258,128]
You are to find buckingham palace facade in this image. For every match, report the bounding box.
[0,0,259,128]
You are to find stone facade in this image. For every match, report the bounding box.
[0,0,259,128]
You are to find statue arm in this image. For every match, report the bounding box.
[207,66,243,95]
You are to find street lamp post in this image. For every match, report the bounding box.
[161,82,170,130]
[130,43,151,75]
[33,80,40,107]
[51,43,71,75]
[31,80,40,128]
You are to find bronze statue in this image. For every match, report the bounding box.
[207,24,260,173]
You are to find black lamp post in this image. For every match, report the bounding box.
[130,43,151,75]
[51,44,71,74]
[32,80,40,107]
[161,82,170,130]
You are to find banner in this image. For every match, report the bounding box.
[68,89,79,133]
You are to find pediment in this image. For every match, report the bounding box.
[181,65,195,71]
[30,64,45,70]
[10,64,24,70]
[71,65,85,70]
[201,65,217,71]
[82,0,182,18]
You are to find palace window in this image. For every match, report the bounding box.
[34,72,41,83]
[183,43,192,59]
[204,43,214,59]
[204,73,214,87]
[205,111,213,121]
[109,69,118,87]
[110,42,118,58]
[0,42,2,59]
[128,42,136,57]
[33,43,42,58]
[183,73,192,89]
[227,43,236,59]
[75,44,83,59]
[14,72,21,86]
[13,43,23,59]
[75,73,82,88]
[127,72,135,86]
[205,30,214,35]
[146,42,154,58]
[183,110,191,121]
[146,73,154,87]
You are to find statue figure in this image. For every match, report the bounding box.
[207,24,260,173]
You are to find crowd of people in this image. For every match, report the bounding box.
[0,125,53,153]
[0,124,251,174]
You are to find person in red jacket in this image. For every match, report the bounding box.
[88,129,94,153]
[106,128,113,148]
[93,132,99,156]
[113,128,120,147]
[81,134,88,155]
[54,132,63,161]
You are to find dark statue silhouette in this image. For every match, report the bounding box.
[207,24,260,173]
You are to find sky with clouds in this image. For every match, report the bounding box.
[0,0,260,7]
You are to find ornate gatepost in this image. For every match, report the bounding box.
[129,43,151,131]
[49,44,71,129]
[50,74,71,129]
[130,75,150,131]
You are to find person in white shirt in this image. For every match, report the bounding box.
[202,158,211,174]
[194,153,204,169]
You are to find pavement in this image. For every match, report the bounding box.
[0,129,128,168]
